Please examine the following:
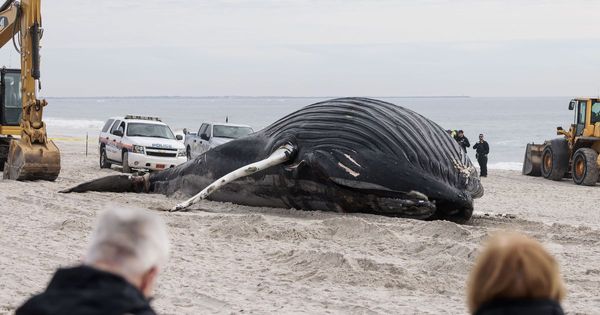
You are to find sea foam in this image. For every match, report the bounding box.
[487,162,522,171]
[44,117,104,130]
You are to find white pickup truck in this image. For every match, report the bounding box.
[184,122,254,160]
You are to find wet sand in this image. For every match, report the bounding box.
[1,140,599,314]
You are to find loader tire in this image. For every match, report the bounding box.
[572,148,598,186]
[541,139,568,181]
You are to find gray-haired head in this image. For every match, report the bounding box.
[84,207,170,277]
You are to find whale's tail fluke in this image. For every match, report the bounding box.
[60,174,148,193]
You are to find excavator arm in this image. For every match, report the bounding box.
[0,1,18,47]
[0,0,60,180]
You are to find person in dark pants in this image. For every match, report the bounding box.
[473,133,489,177]
[455,130,470,153]
[16,208,170,315]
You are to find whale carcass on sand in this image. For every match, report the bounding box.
[62,97,483,222]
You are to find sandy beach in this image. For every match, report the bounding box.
[1,140,599,314]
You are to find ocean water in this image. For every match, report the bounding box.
[42,96,574,170]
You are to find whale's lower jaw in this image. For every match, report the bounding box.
[200,177,472,222]
[363,196,436,219]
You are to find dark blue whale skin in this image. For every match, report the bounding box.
[64,97,483,222]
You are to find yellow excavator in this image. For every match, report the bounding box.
[0,0,60,180]
[523,98,600,185]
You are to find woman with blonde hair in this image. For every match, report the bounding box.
[467,232,566,315]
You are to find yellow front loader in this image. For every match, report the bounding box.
[523,98,600,185]
[0,0,60,180]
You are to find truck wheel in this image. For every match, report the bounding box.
[99,147,111,169]
[186,146,192,161]
[122,151,131,173]
[541,139,568,181]
[572,148,598,186]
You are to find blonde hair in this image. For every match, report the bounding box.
[85,207,170,277]
[467,232,565,313]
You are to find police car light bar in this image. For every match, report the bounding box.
[124,115,162,121]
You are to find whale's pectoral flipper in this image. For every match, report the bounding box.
[60,174,148,193]
[170,143,297,212]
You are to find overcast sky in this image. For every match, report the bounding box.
[1,0,599,97]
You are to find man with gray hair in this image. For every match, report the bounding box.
[16,207,170,315]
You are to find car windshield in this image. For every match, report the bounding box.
[212,125,253,139]
[127,123,175,139]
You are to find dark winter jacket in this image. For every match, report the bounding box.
[455,135,470,152]
[473,140,490,158]
[16,265,156,315]
[474,299,564,315]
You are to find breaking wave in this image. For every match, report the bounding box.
[44,117,104,130]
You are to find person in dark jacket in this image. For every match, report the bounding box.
[455,130,470,153]
[473,133,489,177]
[474,299,564,315]
[16,207,170,315]
[467,232,566,315]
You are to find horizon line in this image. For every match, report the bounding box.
[42,95,582,99]
[45,95,472,99]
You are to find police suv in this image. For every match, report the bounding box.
[98,115,187,172]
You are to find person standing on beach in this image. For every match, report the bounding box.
[455,130,470,153]
[16,207,170,315]
[473,134,489,177]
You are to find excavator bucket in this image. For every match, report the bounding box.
[3,138,60,180]
[522,143,544,176]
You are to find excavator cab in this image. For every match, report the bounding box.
[0,68,21,127]
[523,98,600,186]
[0,68,21,171]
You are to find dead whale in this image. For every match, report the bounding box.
[62,97,483,222]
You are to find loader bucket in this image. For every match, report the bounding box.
[522,143,544,176]
[3,138,61,181]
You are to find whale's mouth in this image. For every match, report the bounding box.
[373,194,473,222]
[373,196,436,218]
[326,177,433,218]
[328,177,473,221]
